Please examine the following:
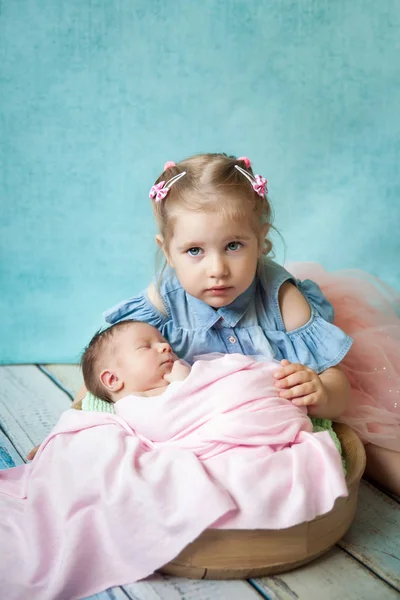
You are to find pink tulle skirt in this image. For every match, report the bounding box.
[287,263,400,452]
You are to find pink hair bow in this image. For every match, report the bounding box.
[149,181,168,202]
[234,164,268,197]
[149,171,187,202]
[253,174,268,197]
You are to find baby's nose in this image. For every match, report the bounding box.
[158,342,171,353]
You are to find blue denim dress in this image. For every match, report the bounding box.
[104,259,352,374]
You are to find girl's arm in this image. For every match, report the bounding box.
[310,365,350,419]
[147,283,167,315]
[276,282,350,420]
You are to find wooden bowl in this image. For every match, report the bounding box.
[160,423,366,579]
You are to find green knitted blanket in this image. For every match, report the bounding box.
[82,393,346,473]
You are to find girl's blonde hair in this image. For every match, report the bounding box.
[151,153,274,255]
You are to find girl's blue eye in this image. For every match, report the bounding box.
[187,247,202,256]
[226,241,242,251]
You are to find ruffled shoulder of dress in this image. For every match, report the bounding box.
[296,277,335,323]
[282,313,353,374]
[279,278,353,374]
[103,288,168,329]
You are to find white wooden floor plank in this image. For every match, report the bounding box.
[338,481,400,591]
[82,590,129,600]
[0,365,72,457]
[122,573,263,600]
[253,547,399,600]
[42,363,83,398]
[0,429,24,467]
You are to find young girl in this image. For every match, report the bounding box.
[30,153,400,494]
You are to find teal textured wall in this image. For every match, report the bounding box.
[1,1,399,363]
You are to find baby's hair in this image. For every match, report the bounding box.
[151,153,274,259]
[81,320,138,403]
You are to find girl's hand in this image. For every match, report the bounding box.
[273,359,328,407]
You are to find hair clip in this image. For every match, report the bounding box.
[238,156,251,168]
[164,161,176,171]
[149,181,168,202]
[234,165,268,197]
[149,172,187,203]
[253,174,268,196]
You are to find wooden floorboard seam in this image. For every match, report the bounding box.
[0,424,26,463]
[37,364,75,401]
[248,579,279,600]
[364,480,400,505]
[117,587,137,600]
[338,545,400,593]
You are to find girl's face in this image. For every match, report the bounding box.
[160,210,267,308]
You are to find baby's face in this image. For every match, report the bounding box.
[113,322,178,394]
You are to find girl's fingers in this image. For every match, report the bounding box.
[273,364,296,379]
[275,370,313,388]
[273,362,311,380]
[292,392,320,406]
[278,382,316,399]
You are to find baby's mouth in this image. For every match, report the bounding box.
[161,356,175,366]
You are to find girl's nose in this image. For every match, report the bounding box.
[207,253,228,278]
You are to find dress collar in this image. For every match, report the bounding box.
[186,278,256,330]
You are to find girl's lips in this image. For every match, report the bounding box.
[207,286,233,295]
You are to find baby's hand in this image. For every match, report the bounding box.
[27,445,40,461]
[273,359,328,408]
[163,360,191,383]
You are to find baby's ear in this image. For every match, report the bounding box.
[100,370,123,392]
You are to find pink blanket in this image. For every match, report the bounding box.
[0,354,347,599]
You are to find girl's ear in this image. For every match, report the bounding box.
[99,370,124,393]
[156,234,174,266]
[258,224,270,256]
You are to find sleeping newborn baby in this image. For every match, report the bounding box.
[79,322,348,524]
[81,320,192,402]
[79,320,349,530]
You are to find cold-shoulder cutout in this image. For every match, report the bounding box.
[278,281,311,332]
[147,282,167,316]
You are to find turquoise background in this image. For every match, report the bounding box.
[1,0,399,364]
